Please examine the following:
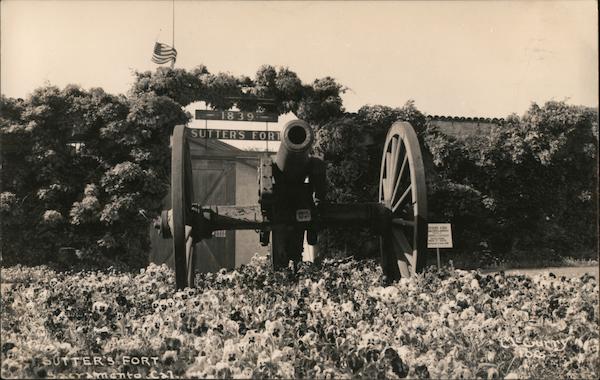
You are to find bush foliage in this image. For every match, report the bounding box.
[314,101,598,264]
[129,65,345,123]
[312,102,430,258]
[1,66,345,269]
[0,87,188,268]
[1,63,596,268]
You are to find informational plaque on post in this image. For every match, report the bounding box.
[427,223,453,248]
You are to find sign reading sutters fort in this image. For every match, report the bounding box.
[187,128,280,141]
[192,109,280,141]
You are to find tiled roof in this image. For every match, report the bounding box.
[426,115,505,123]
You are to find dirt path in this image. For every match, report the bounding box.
[488,266,598,279]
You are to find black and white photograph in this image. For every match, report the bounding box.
[1,0,598,378]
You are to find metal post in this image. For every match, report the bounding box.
[204,104,208,149]
[172,0,175,47]
[437,247,441,270]
[170,0,175,69]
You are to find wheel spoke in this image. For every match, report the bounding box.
[390,139,403,187]
[389,137,399,184]
[391,228,411,277]
[392,228,417,270]
[398,150,409,180]
[186,233,193,257]
[186,232,195,287]
[392,218,415,227]
[385,151,393,197]
[391,227,412,254]
[404,251,417,269]
[391,153,408,204]
[381,178,389,203]
[392,185,412,212]
[397,259,408,276]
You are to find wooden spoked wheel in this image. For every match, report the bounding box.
[171,125,196,290]
[379,122,427,281]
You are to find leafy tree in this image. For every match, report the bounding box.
[130,65,345,124]
[422,101,598,263]
[1,86,188,268]
[273,67,304,114]
[356,101,432,201]
[312,101,428,258]
[7,63,592,271]
[480,102,598,259]
[315,100,597,264]
[129,67,204,107]
[2,64,345,269]
[297,77,345,124]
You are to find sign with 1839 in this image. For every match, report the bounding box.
[195,110,278,123]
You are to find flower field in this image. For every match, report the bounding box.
[1,256,598,379]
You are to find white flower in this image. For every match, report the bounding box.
[92,301,109,314]
[42,210,63,224]
[455,291,468,302]
[235,368,253,379]
[504,371,520,379]
[583,338,599,354]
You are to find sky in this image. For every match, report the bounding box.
[1,0,598,149]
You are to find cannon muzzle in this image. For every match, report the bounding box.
[274,120,314,182]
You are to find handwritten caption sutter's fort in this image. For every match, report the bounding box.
[43,356,159,367]
[42,356,176,379]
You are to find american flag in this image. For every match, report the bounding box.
[151,42,177,64]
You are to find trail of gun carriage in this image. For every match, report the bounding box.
[1,48,598,380]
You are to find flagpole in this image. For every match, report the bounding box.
[171,0,175,69]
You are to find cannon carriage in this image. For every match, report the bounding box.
[156,119,427,290]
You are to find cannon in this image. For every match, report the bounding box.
[157,119,427,290]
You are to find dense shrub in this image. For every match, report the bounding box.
[129,65,345,122]
[316,100,598,264]
[1,65,345,269]
[2,62,595,268]
[0,88,188,268]
[313,101,435,259]
[427,102,597,262]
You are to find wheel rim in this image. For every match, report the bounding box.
[172,125,196,289]
[379,122,427,280]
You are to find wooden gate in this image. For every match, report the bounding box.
[191,158,236,272]
[148,153,237,272]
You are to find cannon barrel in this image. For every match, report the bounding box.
[274,119,314,182]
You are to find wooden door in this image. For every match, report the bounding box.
[191,159,236,272]
[148,158,236,272]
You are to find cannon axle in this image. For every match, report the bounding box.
[156,202,395,239]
